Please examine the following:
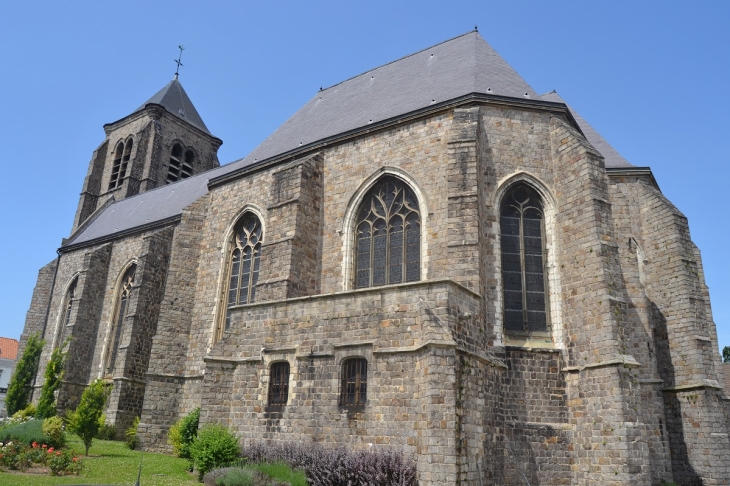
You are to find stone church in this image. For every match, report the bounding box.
[19,31,730,485]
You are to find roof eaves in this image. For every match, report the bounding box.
[59,214,182,253]
[209,92,582,189]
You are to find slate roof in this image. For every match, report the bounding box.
[0,338,19,360]
[541,90,632,168]
[134,77,211,134]
[64,31,633,249]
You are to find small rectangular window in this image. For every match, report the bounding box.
[340,358,367,406]
[268,362,289,406]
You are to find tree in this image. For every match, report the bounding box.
[36,339,69,419]
[5,333,44,416]
[723,346,730,363]
[67,379,111,455]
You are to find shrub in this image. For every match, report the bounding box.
[48,447,83,476]
[0,418,46,446]
[169,407,200,459]
[36,341,68,419]
[190,424,241,480]
[42,416,66,448]
[66,379,111,455]
[6,333,44,416]
[12,403,37,421]
[241,441,417,486]
[125,416,140,450]
[96,415,116,440]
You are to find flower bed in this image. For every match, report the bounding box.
[0,441,82,476]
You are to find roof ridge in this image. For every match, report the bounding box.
[321,30,478,92]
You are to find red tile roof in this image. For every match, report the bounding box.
[0,337,19,360]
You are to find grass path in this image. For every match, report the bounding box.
[1,434,199,486]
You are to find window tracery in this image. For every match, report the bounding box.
[54,277,78,350]
[105,264,136,376]
[354,177,421,289]
[217,213,263,342]
[500,184,549,335]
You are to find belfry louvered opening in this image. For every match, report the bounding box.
[109,139,133,190]
[354,177,421,289]
[167,144,194,183]
[500,183,549,336]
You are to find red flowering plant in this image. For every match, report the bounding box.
[48,448,82,476]
[0,440,81,475]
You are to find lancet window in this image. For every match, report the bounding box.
[219,214,263,339]
[109,139,133,190]
[267,362,289,406]
[354,177,421,289]
[500,184,549,335]
[105,264,136,376]
[340,358,367,407]
[54,277,78,350]
[167,144,194,183]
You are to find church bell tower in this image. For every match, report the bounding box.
[71,76,222,232]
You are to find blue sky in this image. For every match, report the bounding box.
[1,1,728,355]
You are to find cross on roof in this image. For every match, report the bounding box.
[174,44,185,78]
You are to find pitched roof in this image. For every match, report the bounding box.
[135,77,211,134]
[65,32,633,248]
[540,90,632,168]
[0,337,19,360]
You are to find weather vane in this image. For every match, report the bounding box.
[174,44,185,78]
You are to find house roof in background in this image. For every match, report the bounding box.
[0,337,19,360]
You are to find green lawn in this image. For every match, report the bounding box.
[1,434,199,486]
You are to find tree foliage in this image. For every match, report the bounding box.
[168,407,200,459]
[5,333,44,416]
[67,379,111,455]
[723,346,730,363]
[36,340,68,419]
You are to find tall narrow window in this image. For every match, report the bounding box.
[106,264,136,375]
[220,214,263,337]
[500,184,549,335]
[340,358,367,406]
[355,177,421,289]
[167,144,194,183]
[108,139,132,190]
[54,277,78,350]
[267,362,289,406]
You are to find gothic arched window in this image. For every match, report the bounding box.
[105,264,136,375]
[166,144,194,183]
[500,184,549,335]
[54,277,78,350]
[340,358,367,407]
[109,139,133,190]
[219,214,263,338]
[354,177,421,289]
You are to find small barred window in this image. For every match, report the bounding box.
[500,184,549,335]
[106,264,136,375]
[167,144,194,183]
[355,177,421,289]
[340,358,367,406]
[268,362,289,406]
[109,139,133,190]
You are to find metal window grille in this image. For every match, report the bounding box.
[268,362,289,406]
[340,358,367,406]
[106,265,136,375]
[355,178,421,289]
[221,214,263,337]
[500,184,549,335]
